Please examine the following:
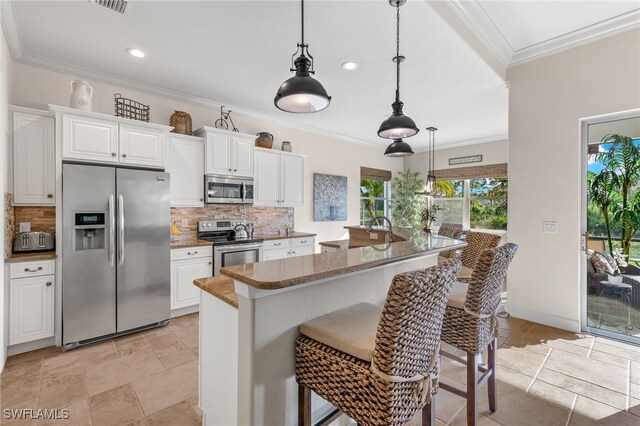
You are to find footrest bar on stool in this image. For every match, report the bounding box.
[477,369,493,387]
[439,381,467,399]
[314,408,342,426]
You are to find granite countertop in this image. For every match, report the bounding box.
[5,251,57,263]
[193,276,238,308]
[171,239,213,249]
[256,232,317,241]
[318,239,350,249]
[221,230,466,290]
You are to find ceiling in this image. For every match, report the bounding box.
[2,1,638,151]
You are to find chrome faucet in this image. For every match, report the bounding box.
[368,216,394,243]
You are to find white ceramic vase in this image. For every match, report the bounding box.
[69,80,93,111]
[608,274,623,285]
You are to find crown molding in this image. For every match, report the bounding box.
[510,9,640,66]
[11,50,379,149]
[0,0,24,59]
[413,133,508,153]
[445,0,640,67]
[444,0,512,67]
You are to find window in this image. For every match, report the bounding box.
[360,179,391,226]
[432,178,508,230]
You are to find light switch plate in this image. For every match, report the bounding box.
[181,219,188,227]
[369,232,378,239]
[19,222,31,232]
[543,221,558,233]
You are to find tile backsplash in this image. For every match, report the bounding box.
[171,205,294,243]
[3,193,56,259]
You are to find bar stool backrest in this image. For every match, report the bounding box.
[372,259,461,379]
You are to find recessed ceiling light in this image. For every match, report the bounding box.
[126,48,145,58]
[342,61,359,71]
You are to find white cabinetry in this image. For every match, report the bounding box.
[9,260,55,345]
[62,114,119,163]
[52,105,171,169]
[119,124,165,168]
[11,107,56,205]
[171,246,213,311]
[254,148,304,208]
[195,127,254,177]
[168,134,205,207]
[261,237,315,261]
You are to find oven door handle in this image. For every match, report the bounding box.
[215,243,263,252]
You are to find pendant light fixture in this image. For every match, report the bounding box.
[425,127,437,194]
[380,0,418,158]
[274,0,331,113]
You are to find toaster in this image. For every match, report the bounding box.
[13,232,55,252]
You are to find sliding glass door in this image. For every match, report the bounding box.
[581,110,640,343]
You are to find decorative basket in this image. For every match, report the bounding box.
[170,111,192,135]
[114,93,150,122]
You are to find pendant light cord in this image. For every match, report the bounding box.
[395,2,400,102]
[301,0,305,47]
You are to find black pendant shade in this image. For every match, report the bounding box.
[384,138,415,157]
[274,0,331,114]
[379,0,417,155]
[275,56,331,113]
[378,99,419,139]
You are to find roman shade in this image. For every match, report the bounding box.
[360,166,392,182]
[434,163,508,181]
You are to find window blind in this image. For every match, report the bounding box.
[433,163,508,180]
[360,166,392,182]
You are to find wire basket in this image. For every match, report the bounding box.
[114,93,150,122]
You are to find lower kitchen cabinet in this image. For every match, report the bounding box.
[171,248,213,311]
[261,237,315,261]
[9,261,55,345]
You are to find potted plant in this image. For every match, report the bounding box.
[606,269,624,285]
[390,169,426,228]
[420,204,442,233]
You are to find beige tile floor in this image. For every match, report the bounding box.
[1,313,200,426]
[1,313,639,425]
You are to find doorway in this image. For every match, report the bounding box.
[581,110,640,343]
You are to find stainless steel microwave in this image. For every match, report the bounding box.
[205,175,254,204]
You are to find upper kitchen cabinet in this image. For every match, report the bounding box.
[11,107,56,205]
[119,124,165,168]
[254,148,304,208]
[194,127,254,177]
[168,134,205,207]
[50,105,172,169]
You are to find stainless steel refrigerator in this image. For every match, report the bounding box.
[62,164,170,350]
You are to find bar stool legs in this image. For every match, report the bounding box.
[488,339,497,413]
[298,384,311,426]
[440,337,497,426]
[422,397,435,426]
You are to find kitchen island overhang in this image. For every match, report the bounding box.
[196,232,466,426]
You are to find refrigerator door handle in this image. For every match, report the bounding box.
[109,194,115,266]
[118,194,125,266]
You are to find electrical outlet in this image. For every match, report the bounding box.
[19,222,31,232]
[181,219,188,227]
[543,221,558,234]
[369,232,378,239]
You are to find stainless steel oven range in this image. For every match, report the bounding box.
[197,220,262,276]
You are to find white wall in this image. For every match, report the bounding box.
[9,62,403,247]
[1,16,15,372]
[404,139,507,175]
[506,29,640,331]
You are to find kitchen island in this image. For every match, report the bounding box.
[195,230,465,426]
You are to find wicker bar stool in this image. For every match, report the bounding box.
[296,259,461,426]
[438,226,468,261]
[455,231,502,282]
[439,243,518,426]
